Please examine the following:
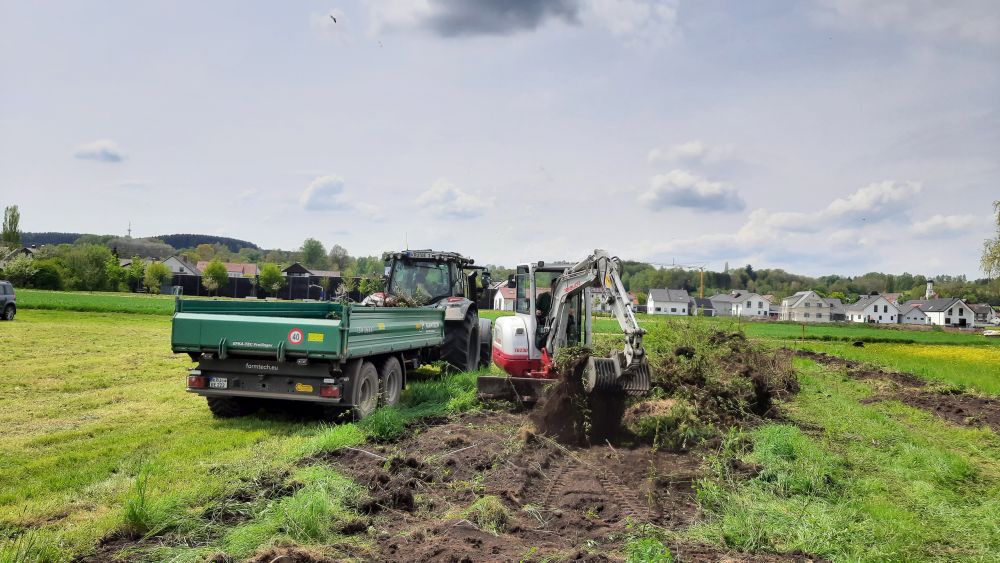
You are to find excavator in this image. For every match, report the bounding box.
[477,249,650,402]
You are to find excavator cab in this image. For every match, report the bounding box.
[479,251,650,403]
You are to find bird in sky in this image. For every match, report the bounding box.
[329,14,337,23]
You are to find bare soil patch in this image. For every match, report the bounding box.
[794,350,1000,433]
[317,409,821,562]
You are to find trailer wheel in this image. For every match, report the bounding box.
[442,310,479,372]
[378,357,403,407]
[206,396,257,418]
[351,361,379,420]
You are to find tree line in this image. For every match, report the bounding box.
[3,202,999,304]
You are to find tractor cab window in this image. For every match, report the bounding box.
[388,260,452,303]
[452,264,466,298]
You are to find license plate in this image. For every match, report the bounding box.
[209,377,228,389]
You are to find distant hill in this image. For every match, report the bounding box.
[20,232,260,252]
[21,232,90,246]
[155,234,259,252]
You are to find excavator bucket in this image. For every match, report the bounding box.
[584,352,651,397]
[476,375,556,403]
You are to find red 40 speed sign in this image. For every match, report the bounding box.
[288,328,305,345]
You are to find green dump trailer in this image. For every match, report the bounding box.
[171,299,449,419]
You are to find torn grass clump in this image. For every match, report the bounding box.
[461,495,510,535]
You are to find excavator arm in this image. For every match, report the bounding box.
[540,250,650,396]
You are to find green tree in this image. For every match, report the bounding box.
[982,200,1000,280]
[126,257,146,292]
[63,244,115,290]
[301,238,328,270]
[105,256,126,291]
[328,244,351,271]
[202,259,229,296]
[2,254,36,286]
[2,205,21,249]
[195,244,216,262]
[31,259,65,290]
[144,262,171,294]
[258,263,285,296]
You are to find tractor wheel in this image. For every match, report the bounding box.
[378,357,403,407]
[206,396,257,418]
[2,305,14,321]
[442,310,479,372]
[478,320,492,370]
[351,361,379,420]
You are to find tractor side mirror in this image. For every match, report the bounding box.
[507,274,516,288]
[481,271,491,288]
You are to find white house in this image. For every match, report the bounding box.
[648,289,691,315]
[162,256,200,276]
[730,292,771,318]
[781,291,836,323]
[846,294,899,324]
[897,303,928,325]
[970,304,997,326]
[905,298,975,328]
[706,291,768,318]
[493,286,515,311]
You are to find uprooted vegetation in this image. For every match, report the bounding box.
[561,323,799,452]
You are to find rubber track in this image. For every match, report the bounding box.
[541,452,658,523]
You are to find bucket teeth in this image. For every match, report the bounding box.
[585,356,650,396]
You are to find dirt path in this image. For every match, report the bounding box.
[795,350,1000,433]
[318,410,817,562]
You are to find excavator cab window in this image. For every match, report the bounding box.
[514,266,530,315]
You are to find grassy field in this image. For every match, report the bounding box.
[0,309,479,561]
[5,292,1000,561]
[690,357,1000,561]
[14,290,179,315]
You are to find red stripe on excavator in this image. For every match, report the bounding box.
[492,346,543,377]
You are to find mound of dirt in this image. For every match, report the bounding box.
[648,331,798,436]
[530,352,627,446]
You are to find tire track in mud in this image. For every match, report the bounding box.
[540,447,659,524]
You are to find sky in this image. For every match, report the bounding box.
[1,0,997,277]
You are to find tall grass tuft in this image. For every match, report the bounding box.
[359,408,406,442]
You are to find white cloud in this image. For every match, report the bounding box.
[634,179,944,274]
[736,180,923,241]
[818,0,1000,46]
[581,0,679,45]
[300,175,346,211]
[74,139,124,163]
[416,178,492,219]
[911,214,979,238]
[355,202,387,222]
[824,179,922,217]
[647,140,736,165]
[638,170,745,212]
